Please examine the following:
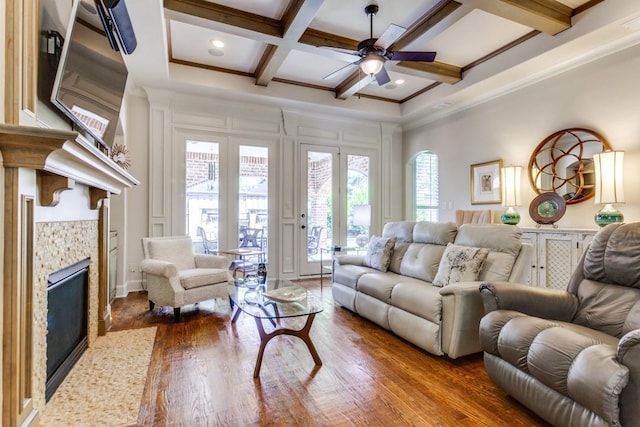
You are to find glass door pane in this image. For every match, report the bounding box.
[307,151,332,262]
[186,141,219,255]
[300,146,338,276]
[238,145,269,262]
[347,155,370,248]
[300,145,374,276]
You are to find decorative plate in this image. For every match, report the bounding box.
[262,287,307,303]
[529,192,567,225]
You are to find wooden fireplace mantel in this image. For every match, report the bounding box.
[0,123,140,194]
[0,124,139,427]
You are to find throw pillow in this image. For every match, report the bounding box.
[433,243,489,287]
[363,236,397,272]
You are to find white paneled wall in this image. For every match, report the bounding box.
[121,91,402,289]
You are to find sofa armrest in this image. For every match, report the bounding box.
[439,281,485,358]
[334,254,364,266]
[194,254,229,269]
[479,281,578,321]
[618,329,640,362]
[618,329,640,426]
[140,259,178,279]
[508,243,533,283]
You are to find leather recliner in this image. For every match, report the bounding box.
[478,222,640,427]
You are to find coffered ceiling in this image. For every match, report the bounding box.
[121,0,640,124]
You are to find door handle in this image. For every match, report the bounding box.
[301,225,306,229]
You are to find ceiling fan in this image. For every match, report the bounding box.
[322,4,437,86]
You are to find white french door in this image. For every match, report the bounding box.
[299,144,375,276]
[181,133,276,265]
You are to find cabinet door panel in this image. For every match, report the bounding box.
[521,232,538,287]
[539,233,577,289]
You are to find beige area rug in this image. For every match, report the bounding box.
[40,327,157,427]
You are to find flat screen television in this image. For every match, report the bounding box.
[50,0,129,151]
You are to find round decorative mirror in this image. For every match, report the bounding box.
[528,128,611,204]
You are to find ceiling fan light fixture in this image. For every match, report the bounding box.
[360,53,384,75]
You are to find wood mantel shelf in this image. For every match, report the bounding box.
[0,123,139,194]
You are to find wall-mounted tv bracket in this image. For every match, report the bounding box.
[42,30,64,58]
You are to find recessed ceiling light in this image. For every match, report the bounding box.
[433,101,453,109]
[395,79,405,85]
[385,84,397,90]
[210,39,225,48]
[208,47,224,57]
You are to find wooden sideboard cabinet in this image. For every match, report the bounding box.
[521,228,598,290]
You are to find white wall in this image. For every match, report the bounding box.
[119,90,403,290]
[404,42,640,230]
[119,93,150,290]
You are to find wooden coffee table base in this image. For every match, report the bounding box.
[252,313,322,378]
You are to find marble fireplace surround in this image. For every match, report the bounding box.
[0,124,139,427]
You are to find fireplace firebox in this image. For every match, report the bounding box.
[45,258,91,401]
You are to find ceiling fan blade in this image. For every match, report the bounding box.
[318,46,360,56]
[323,62,357,80]
[387,51,437,62]
[374,24,406,50]
[375,66,391,86]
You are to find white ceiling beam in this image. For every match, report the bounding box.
[335,71,374,100]
[255,45,291,86]
[256,0,325,86]
[282,0,325,39]
[473,0,572,35]
[393,62,462,84]
[164,0,281,37]
[391,0,463,50]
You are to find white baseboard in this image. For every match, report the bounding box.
[116,280,144,298]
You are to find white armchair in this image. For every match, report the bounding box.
[140,236,232,322]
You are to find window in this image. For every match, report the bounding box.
[414,151,439,221]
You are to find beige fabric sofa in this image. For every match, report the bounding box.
[331,221,532,358]
[479,222,640,427]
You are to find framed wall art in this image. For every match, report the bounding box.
[470,159,503,204]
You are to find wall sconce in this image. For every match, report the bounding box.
[593,151,625,227]
[501,166,522,225]
[352,204,371,247]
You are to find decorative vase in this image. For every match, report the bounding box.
[501,207,520,225]
[594,204,624,227]
[257,263,267,284]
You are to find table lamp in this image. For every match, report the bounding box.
[352,204,371,247]
[593,151,625,227]
[501,165,522,225]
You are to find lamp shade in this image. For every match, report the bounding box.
[594,151,625,204]
[501,166,522,207]
[353,204,371,247]
[352,204,371,227]
[359,53,384,75]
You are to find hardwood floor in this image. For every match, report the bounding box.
[110,280,549,427]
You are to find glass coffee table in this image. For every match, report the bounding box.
[228,278,324,378]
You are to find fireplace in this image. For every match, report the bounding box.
[0,125,137,425]
[45,258,91,401]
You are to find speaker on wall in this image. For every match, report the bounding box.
[95,0,137,55]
